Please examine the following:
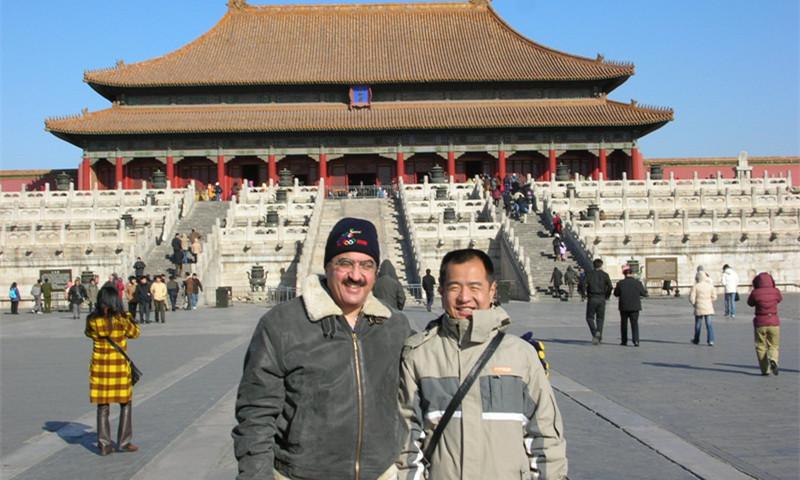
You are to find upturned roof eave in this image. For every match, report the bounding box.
[84,73,634,92]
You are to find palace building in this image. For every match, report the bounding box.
[46,0,674,198]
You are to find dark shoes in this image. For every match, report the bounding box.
[691,339,699,345]
[592,335,601,345]
[620,342,627,346]
[770,360,779,376]
[99,445,113,456]
[118,443,139,453]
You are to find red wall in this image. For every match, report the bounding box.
[659,163,799,180]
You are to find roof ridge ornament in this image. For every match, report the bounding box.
[469,0,491,6]
[228,0,248,9]
[115,59,125,68]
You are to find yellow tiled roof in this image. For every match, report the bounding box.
[84,1,633,88]
[46,98,672,135]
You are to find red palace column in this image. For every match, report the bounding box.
[166,155,175,187]
[599,148,608,180]
[548,149,557,181]
[319,153,328,186]
[631,146,644,180]
[498,150,507,181]
[396,151,405,183]
[268,154,278,184]
[115,157,124,189]
[217,154,226,199]
[447,151,456,179]
[80,156,90,190]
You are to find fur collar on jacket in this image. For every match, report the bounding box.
[301,274,391,322]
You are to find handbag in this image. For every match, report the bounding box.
[422,332,504,466]
[104,337,142,385]
[734,292,740,302]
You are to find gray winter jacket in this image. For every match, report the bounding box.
[233,274,412,480]
[373,260,406,310]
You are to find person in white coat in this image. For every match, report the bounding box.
[721,264,740,318]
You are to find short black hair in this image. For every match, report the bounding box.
[593,258,604,269]
[439,248,495,286]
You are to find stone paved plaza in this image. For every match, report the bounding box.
[1,293,797,480]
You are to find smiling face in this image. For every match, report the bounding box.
[440,257,496,320]
[325,251,378,316]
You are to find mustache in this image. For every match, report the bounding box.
[343,278,368,288]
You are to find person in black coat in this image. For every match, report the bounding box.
[133,257,146,278]
[550,267,564,298]
[134,276,153,324]
[421,269,436,312]
[584,258,613,344]
[613,266,648,346]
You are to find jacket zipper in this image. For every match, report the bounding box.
[351,331,364,480]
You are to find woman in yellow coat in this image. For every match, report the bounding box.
[85,285,141,455]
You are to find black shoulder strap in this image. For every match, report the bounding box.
[104,337,134,365]
[422,331,504,465]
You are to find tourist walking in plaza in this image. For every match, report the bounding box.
[41,278,53,313]
[68,278,88,320]
[721,264,740,318]
[373,260,406,310]
[84,286,141,456]
[190,236,203,263]
[132,257,146,278]
[8,282,21,314]
[233,218,412,480]
[85,277,99,312]
[150,275,168,323]
[397,248,567,479]
[135,277,152,324]
[171,233,183,275]
[689,271,717,346]
[552,234,561,261]
[564,266,578,299]
[748,272,782,375]
[585,258,613,344]
[550,266,564,298]
[184,273,202,310]
[422,268,436,312]
[166,275,180,311]
[30,279,43,314]
[125,277,138,317]
[614,266,648,346]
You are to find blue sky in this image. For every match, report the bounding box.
[1,0,798,170]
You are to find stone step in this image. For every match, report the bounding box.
[307,198,410,283]
[140,201,230,278]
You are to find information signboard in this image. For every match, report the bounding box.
[645,257,678,282]
[39,269,72,290]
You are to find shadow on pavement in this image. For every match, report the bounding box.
[716,362,800,374]
[642,362,764,377]
[43,421,97,453]
[539,338,593,346]
[638,338,692,345]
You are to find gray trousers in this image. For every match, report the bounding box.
[97,403,132,449]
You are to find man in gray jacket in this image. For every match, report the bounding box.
[398,249,567,479]
[233,218,412,480]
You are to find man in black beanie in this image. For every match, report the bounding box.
[234,217,412,480]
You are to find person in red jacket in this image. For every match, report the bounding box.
[747,272,782,376]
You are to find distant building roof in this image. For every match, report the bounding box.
[84,0,633,89]
[46,98,672,139]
